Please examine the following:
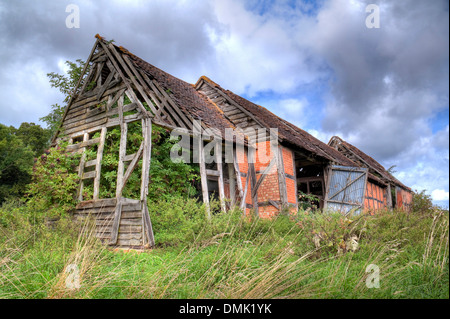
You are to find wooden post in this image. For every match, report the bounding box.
[93,127,107,200]
[252,156,277,198]
[143,204,155,247]
[140,118,152,201]
[140,118,155,247]
[109,199,122,245]
[291,149,298,211]
[248,147,258,216]
[240,166,250,212]
[215,142,226,213]
[77,132,90,201]
[115,95,127,198]
[323,165,332,211]
[198,136,211,219]
[233,150,244,205]
[228,163,236,207]
[275,145,288,210]
[386,183,393,209]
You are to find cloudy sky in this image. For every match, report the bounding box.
[0,0,448,207]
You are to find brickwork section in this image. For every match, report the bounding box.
[364,181,387,213]
[281,146,295,176]
[232,143,298,219]
[286,177,297,204]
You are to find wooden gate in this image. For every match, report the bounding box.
[325,166,368,215]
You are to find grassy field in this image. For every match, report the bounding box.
[0,201,448,299]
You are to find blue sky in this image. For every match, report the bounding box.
[0,0,448,207]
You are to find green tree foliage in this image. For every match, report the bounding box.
[47,59,86,103]
[0,124,34,203]
[412,189,436,214]
[37,59,199,209]
[81,111,199,201]
[39,103,65,138]
[25,142,80,219]
[40,59,85,136]
[14,122,51,156]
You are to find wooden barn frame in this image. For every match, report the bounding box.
[53,35,413,249]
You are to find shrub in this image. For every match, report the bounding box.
[147,197,210,247]
[412,189,435,215]
[25,142,80,220]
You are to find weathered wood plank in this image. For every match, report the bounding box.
[93,127,107,199]
[70,83,127,109]
[215,142,226,213]
[198,136,210,218]
[77,133,89,201]
[118,233,142,240]
[67,102,138,132]
[151,79,193,129]
[240,166,250,211]
[67,137,101,151]
[109,200,123,245]
[228,113,248,121]
[64,118,108,135]
[116,95,127,198]
[142,204,155,247]
[140,119,151,200]
[248,147,258,215]
[268,199,280,209]
[123,153,137,162]
[233,150,245,202]
[139,71,188,128]
[223,105,238,113]
[65,107,87,121]
[119,142,144,195]
[206,169,220,177]
[122,55,161,117]
[276,145,288,208]
[228,163,236,207]
[106,43,151,118]
[76,198,117,209]
[96,70,116,101]
[116,238,142,247]
[53,40,100,144]
[63,110,108,130]
[82,170,96,180]
[119,219,143,226]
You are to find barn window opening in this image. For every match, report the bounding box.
[294,153,325,210]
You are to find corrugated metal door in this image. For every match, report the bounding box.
[325,166,368,215]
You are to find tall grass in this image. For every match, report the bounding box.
[0,200,448,299]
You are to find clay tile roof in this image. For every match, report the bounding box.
[197,76,356,166]
[96,37,409,191]
[111,44,238,140]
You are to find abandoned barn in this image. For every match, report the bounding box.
[53,35,413,248]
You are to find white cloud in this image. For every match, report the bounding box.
[0,0,447,208]
[208,0,323,97]
[432,189,450,201]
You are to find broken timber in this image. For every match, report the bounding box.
[54,35,245,249]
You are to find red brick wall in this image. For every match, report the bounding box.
[281,147,297,206]
[396,187,412,212]
[233,144,298,218]
[364,181,387,213]
[255,143,297,218]
[281,146,294,176]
